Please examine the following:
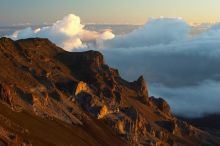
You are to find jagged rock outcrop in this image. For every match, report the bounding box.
[0,83,13,105]
[134,75,148,98]
[98,105,108,119]
[0,37,219,146]
[75,81,92,96]
[149,97,171,114]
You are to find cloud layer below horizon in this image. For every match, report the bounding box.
[8,14,220,117]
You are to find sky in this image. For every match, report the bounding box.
[1,0,220,26]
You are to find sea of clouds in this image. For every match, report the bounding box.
[7,14,220,117]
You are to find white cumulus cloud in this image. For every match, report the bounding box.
[8,14,115,51]
[105,17,189,48]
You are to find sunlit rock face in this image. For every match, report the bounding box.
[0,38,219,146]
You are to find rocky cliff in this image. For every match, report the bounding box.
[0,37,219,146]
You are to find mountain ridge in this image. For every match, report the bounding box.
[0,37,219,146]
